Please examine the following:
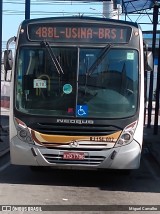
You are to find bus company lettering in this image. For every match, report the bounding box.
[57,119,94,124]
[35,27,125,41]
[90,136,114,142]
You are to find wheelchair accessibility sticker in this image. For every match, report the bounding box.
[76,105,88,117]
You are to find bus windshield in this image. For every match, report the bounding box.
[15,46,138,118]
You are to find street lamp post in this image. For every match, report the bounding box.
[25,0,30,20]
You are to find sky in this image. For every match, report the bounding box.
[2,0,157,45]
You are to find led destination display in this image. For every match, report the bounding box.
[27,23,131,43]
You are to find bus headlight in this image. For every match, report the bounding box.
[114,121,137,147]
[14,117,34,144]
[19,129,27,138]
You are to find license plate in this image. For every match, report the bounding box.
[63,152,85,160]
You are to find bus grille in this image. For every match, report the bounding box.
[43,153,105,165]
[32,123,121,136]
[40,141,112,151]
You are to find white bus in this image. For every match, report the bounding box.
[1,58,10,110]
[4,16,152,170]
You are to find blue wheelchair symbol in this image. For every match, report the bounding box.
[76,105,88,117]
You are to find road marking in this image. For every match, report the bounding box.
[0,161,10,172]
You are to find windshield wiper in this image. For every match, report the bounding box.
[40,41,64,75]
[88,44,112,76]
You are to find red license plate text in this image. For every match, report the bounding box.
[63,152,85,160]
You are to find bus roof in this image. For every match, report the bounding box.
[20,16,139,28]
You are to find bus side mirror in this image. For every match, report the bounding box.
[145,51,153,71]
[3,49,13,81]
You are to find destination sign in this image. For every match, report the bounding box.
[27,23,131,43]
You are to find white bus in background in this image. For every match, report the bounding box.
[1,59,11,111]
[1,39,15,112]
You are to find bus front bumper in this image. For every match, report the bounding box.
[10,137,141,169]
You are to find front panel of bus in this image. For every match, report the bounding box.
[10,17,144,169]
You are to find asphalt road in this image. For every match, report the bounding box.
[0,147,160,214]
